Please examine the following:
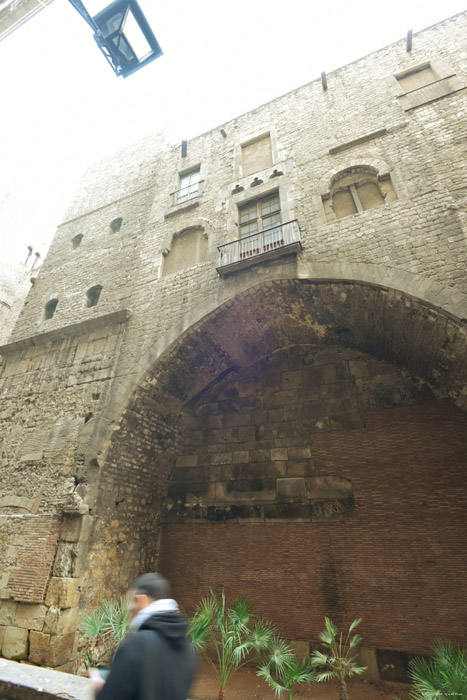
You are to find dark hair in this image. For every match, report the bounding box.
[132,573,171,600]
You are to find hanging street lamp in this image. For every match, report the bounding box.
[68,0,163,78]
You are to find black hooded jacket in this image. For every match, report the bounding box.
[97,612,196,700]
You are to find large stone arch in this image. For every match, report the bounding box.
[82,264,467,473]
[78,276,467,666]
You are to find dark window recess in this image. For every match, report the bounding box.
[376,649,429,684]
[110,217,123,233]
[44,299,58,320]
[86,285,103,308]
[72,234,84,249]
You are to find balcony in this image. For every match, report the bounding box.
[165,181,205,220]
[216,219,302,275]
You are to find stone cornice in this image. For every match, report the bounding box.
[0,309,131,355]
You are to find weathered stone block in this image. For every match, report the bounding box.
[53,542,87,577]
[232,450,249,463]
[60,514,93,543]
[267,408,283,423]
[287,459,315,477]
[249,449,270,462]
[288,446,312,459]
[43,606,79,635]
[45,578,80,609]
[211,452,233,465]
[272,390,298,406]
[281,371,302,389]
[306,475,353,500]
[276,477,306,500]
[2,626,29,660]
[283,404,300,421]
[265,461,287,477]
[271,447,288,461]
[311,499,353,521]
[277,421,297,437]
[175,454,198,467]
[349,359,370,378]
[0,600,17,626]
[14,603,47,631]
[29,630,76,667]
[300,401,324,419]
[19,452,44,463]
[358,646,379,681]
[341,413,364,430]
[302,366,325,391]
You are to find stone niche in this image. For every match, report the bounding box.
[241,134,273,177]
[162,227,207,276]
[164,344,429,523]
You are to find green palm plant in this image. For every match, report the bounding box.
[189,588,274,700]
[311,617,366,700]
[405,641,467,699]
[257,636,315,700]
[80,598,131,668]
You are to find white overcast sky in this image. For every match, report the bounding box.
[1,0,466,261]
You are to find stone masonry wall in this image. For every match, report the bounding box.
[9,13,467,350]
[0,318,128,667]
[166,345,431,520]
[0,12,466,671]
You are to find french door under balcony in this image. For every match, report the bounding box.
[238,192,282,258]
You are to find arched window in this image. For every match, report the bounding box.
[71,234,84,249]
[322,166,397,221]
[109,217,123,233]
[44,299,58,320]
[86,285,103,308]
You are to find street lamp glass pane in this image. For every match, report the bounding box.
[111,33,135,62]
[123,9,152,61]
[101,10,124,36]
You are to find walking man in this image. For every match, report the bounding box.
[89,573,196,700]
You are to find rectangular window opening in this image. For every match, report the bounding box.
[176,167,201,204]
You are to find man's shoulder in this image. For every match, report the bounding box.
[122,628,166,652]
[113,630,155,659]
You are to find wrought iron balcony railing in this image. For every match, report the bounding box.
[216,219,301,275]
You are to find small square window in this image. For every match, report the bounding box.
[394,58,464,111]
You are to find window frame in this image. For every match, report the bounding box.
[176,167,201,204]
[238,191,281,238]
